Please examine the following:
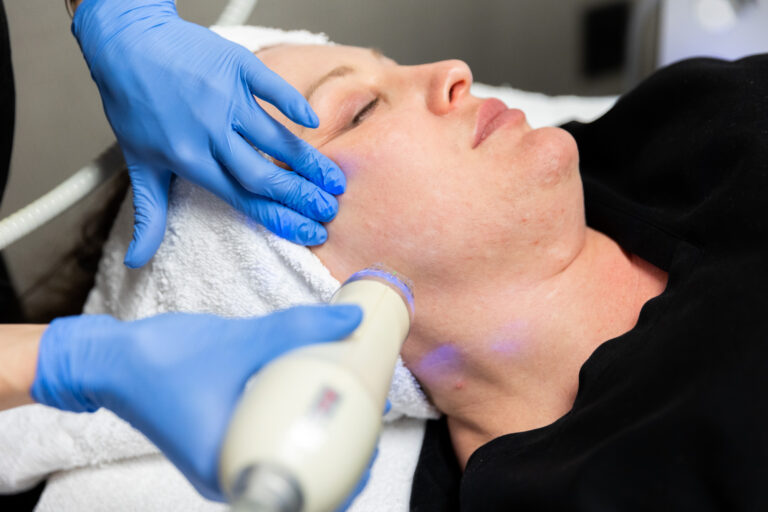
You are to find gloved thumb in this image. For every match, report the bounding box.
[227,305,362,378]
[124,166,172,268]
[254,304,364,356]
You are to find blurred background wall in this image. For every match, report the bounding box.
[1,0,767,312]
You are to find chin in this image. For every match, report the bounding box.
[522,126,579,189]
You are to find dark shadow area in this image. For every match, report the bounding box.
[0,480,46,511]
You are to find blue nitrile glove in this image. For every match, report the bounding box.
[30,305,363,502]
[72,0,345,268]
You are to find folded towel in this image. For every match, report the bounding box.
[0,24,618,511]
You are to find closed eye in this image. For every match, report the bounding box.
[351,97,380,127]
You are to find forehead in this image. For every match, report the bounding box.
[257,44,381,90]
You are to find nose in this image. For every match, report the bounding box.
[424,60,473,115]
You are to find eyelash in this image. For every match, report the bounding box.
[351,97,380,127]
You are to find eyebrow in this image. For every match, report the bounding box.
[304,65,355,103]
[303,48,386,103]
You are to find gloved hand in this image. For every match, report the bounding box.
[72,0,345,268]
[30,305,363,502]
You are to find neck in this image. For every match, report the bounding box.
[401,227,668,467]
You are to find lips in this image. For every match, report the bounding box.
[472,98,525,148]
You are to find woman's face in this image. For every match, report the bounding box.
[256,44,583,287]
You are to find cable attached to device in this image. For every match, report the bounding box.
[0,144,123,250]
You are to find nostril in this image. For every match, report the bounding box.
[449,82,457,102]
[449,80,466,103]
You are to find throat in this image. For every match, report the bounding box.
[406,229,669,470]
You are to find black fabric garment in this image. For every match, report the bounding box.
[411,53,768,512]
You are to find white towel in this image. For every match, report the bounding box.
[0,158,430,510]
[24,416,426,512]
[0,24,618,511]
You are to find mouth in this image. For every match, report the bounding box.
[472,98,525,149]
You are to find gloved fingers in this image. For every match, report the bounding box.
[241,52,319,129]
[251,304,363,357]
[247,196,328,245]
[218,134,337,222]
[124,165,172,268]
[234,105,346,195]
[197,164,329,246]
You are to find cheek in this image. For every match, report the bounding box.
[334,116,441,216]
[318,118,454,276]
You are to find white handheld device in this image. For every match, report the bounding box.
[219,266,414,512]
